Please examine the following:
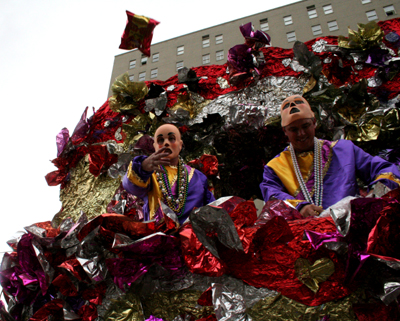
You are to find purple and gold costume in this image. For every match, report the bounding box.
[123,155,215,225]
[260,139,400,210]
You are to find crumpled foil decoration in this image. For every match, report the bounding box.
[190,205,244,259]
[189,76,307,126]
[109,72,149,113]
[58,155,121,224]
[338,21,385,50]
[7,14,400,321]
[118,11,160,57]
[295,258,335,293]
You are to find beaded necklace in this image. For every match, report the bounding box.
[289,138,323,207]
[156,157,189,217]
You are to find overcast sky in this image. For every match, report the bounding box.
[0,0,299,254]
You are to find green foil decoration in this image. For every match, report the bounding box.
[294,258,335,293]
[142,290,214,320]
[338,21,384,50]
[109,72,149,113]
[248,292,358,321]
[170,91,211,119]
[103,291,144,321]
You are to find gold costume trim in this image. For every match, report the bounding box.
[373,172,400,186]
[189,167,195,182]
[127,162,150,187]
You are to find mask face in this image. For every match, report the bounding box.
[280,95,314,127]
[153,124,183,162]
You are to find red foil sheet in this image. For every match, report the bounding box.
[119,11,160,57]
[78,303,98,321]
[367,189,400,262]
[88,145,118,177]
[29,299,64,321]
[219,216,350,306]
[179,223,227,277]
[187,154,219,178]
[77,213,178,243]
[353,300,400,321]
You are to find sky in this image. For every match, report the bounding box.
[0,0,300,254]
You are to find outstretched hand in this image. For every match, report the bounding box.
[300,204,323,218]
[141,147,171,173]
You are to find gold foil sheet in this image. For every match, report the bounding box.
[122,113,160,151]
[338,21,384,50]
[295,258,335,293]
[109,72,149,113]
[170,91,211,119]
[142,290,214,320]
[248,292,358,321]
[302,75,317,95]
[57,155,121,224]
[103,291,144,321]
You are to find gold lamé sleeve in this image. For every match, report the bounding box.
[127,161,150,188]
[373,172,400,186]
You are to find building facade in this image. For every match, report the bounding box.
[108,0,398,96]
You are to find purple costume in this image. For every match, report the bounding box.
[260,139,400,210]
[123,155,215,225]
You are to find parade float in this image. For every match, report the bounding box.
[1,12,400,321]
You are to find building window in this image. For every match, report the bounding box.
[152,53,159,62]
[383,5,396,16]
[366,10,378,20]
[202,54,210,65]
[176,61,184,70]
[361,0,371,4]
[139,72,146,81]
[216,50,224,61]
[215,34,223,44]
[307,5,318,19]
[177,46,184,55]
[129,60,136,69]
[260,18,269,31]
[312,24,323,35]
[141,55,148,65]
[323,4,333,14]
[150,69,158,79]
[283,15,293,25]
[287,31,296,42]
[202,35,210,48]
[327,20,339,31]
[129,75,134,81]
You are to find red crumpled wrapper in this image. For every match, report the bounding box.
[29,299,64,321]
[179,223,227,277]
[88,144,118,177]
[188,154,219,178]
[219,216,350,306]
[367,188,400,262]
[353,300,400,321]
[119,11,160,57]
[52,274,79,297]
[78,303,98,321]
[77,213,178,244]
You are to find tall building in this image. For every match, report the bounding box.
[108,0,398,96]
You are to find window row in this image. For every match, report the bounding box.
[128,50,226,81]
[202,34,223,48]
[202,50,225,64]
[366,5,396,21]
[129,69,159,82]
[283,4,334,27]
[264,3,395,30]
[287,20,338,42]
[129,53,159,69]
